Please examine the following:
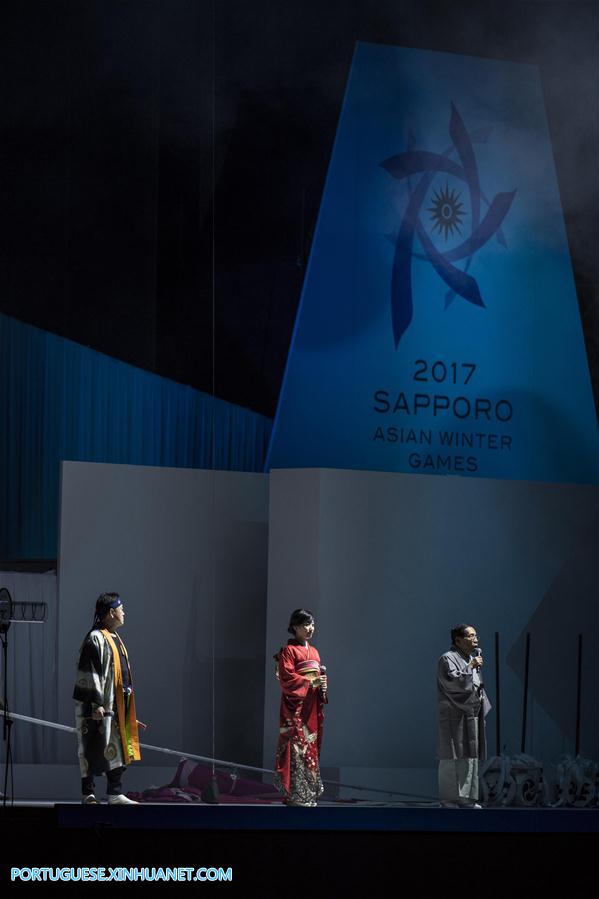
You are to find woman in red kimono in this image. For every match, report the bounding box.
[274,609,328,807]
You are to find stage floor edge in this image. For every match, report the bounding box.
[37,803,599,833]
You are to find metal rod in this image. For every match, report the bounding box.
[494,631,501,756]
[520,633,530,754]
[7,712,78,735]
[7,713,274,772]
[575,634,583,756]
[141,741,275,775]
[6,712,428,799]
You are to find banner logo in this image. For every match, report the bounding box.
[380,103,517,347]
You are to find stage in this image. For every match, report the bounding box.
[2,801,597,893]
[4,800,598,833]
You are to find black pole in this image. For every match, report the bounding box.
[494,631,501,756]
[1,629,14,806]
[575,634,583,757]
[1,629,8,740]
[520,633,530,754]
[0,588,11,740]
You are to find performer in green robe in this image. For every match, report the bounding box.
[73,593,142,805]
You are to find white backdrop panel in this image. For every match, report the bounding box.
[58,462,268,769]
[264,469,598,788]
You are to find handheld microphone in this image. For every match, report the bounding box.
[471,648,483,673]
[473,647,485,690]
[319,665,327,690]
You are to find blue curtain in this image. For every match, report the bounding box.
[0,313,272,559]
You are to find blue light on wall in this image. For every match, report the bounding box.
[267,43,598,484]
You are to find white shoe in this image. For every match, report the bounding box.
[458,801,483,809]
[82,794,98,805]
[107,794,138,805]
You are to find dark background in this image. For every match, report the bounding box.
[1,0,597,418]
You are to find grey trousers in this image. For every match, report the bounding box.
[438,758,479,802]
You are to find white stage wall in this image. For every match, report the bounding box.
[57,462,269,771]
[263,468,598,794]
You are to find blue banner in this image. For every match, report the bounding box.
[267,43,598,483]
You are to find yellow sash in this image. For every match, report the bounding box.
[101,629,141,763]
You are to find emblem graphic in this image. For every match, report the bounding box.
[380,103,516,347]
[428,184,465,240]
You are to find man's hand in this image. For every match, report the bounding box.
[91,706,105,719]
[469,657,483,669]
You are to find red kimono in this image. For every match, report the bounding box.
[274,639,327,806]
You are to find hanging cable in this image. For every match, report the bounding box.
[205,0,219,805]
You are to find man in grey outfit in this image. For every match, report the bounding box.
[437,623,491,808]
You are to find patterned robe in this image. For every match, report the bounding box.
[73,628,141,776]
[274,640,327,805]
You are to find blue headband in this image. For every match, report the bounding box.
[93,596,122,626]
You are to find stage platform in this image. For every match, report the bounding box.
[4,800,598,833]
[3,802,597,892]
[66,804,599,833]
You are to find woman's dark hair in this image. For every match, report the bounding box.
[288,608,314,635]
[451,623,473,644]
[93,592,120,628]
